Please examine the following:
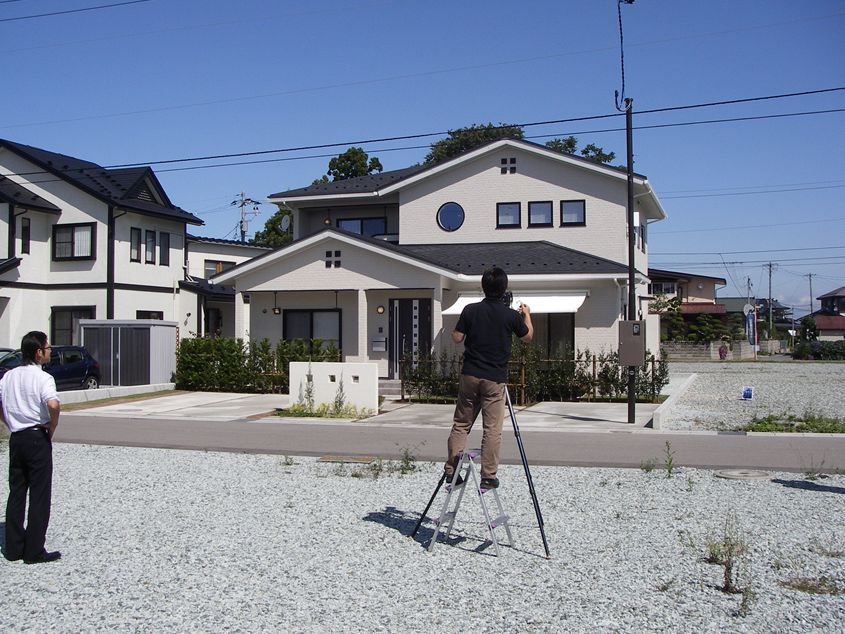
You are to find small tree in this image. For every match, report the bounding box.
[799,315,818,341]
[425,123,524,164]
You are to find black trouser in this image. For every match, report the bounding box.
[5,427,52,561]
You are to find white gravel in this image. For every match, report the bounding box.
[660,361,845,431]
[2,443,844,632]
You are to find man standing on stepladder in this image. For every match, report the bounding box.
[444,267,533,489]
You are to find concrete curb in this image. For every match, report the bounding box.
[652,373,697,430]
[60,383,176,404]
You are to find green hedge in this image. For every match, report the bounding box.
[401,345,670,404]
[176,337,340,393]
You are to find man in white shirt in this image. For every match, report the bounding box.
[1,331,61,564]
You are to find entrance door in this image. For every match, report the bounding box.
[388,298,431,379]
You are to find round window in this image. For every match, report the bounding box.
[437,202,464,232]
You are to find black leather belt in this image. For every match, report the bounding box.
[11,426,49,434]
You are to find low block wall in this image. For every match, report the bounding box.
[289,362,379,413]
[661,341,759,361]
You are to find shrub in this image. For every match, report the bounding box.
[176,336,341,393]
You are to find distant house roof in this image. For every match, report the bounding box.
[815,315,845,331]
[719,297,756,313]
[179,278,235,300]
[0,175,61,214]
[0,139,202,225]
[818,286,845,300]
[268,165,427,199]
[186,234,272,250]
[648,268,726,285]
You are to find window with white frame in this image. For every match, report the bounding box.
[53,223,95,260]
[648,282,677,295]
[204,259,235,279]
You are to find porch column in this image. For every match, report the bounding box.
[432,284,443,353]
[234,289,247,341]
[357,289,368,361]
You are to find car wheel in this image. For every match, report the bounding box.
[84,376,99,390]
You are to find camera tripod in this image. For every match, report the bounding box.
[410,386,551,559]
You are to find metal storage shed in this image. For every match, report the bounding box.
[80,320,178,387]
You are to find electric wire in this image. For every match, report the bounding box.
[0,0,151,23]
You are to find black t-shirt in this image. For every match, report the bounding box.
[455,297,529,383]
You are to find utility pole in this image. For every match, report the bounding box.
[807,273,815,314]
[764,262,778,336]
[615,0,637,425]
[231,192,261,243]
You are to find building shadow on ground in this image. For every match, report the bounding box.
[771,478,845,495]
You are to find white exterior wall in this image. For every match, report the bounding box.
[236,240,437,292]
[115,213,185,288]
[397,148,631,264]
[0,149,109,283]
[186,240,269,279]
[574,282,622,354]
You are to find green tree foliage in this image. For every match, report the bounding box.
[251,205,293,248]
[544,136,578,154]
[580,143,616,164]
[799,315,818,341]
[424,123,524,164]
[327,146,383,181]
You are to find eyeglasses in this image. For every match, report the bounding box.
[41,345,52,351]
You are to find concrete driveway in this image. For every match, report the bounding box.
[72,391,290,421]
[71,391,657,430]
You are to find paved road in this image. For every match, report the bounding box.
[55,392,845,472]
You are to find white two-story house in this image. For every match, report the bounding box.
[214,138,667,378]
[0,138,243,348]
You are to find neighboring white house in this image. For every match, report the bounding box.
[180,234,271,337]
[0,138,265,348]
[214,138,667,378]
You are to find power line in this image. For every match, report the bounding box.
[0,0,150,23]
[2,87,844,182]
[652,245,845,256]
[47,87,845,170]
[653,216,845,235]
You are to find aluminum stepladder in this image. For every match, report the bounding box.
[411,386,551,558]
[426,448,515,556]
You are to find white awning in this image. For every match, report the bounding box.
[442,291,587,315]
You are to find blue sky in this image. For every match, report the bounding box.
[3,0,844,316]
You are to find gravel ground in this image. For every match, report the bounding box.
[660,361,845,432]
[2,444,844,633]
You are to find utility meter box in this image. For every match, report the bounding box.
[619,320,646,366]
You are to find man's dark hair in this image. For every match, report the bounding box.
[481,267,508,298]
[21,331,48,365]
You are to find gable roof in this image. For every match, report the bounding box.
[213,227,634,285]
[268,138,667,221]
[0,139,202,225]
[818,286,845,300]
[648,268,726,285]
[186,233,272,250]
[0,175,61,214]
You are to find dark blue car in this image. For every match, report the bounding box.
[0,345,101,391]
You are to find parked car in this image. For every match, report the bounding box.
[0,345,101,391]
